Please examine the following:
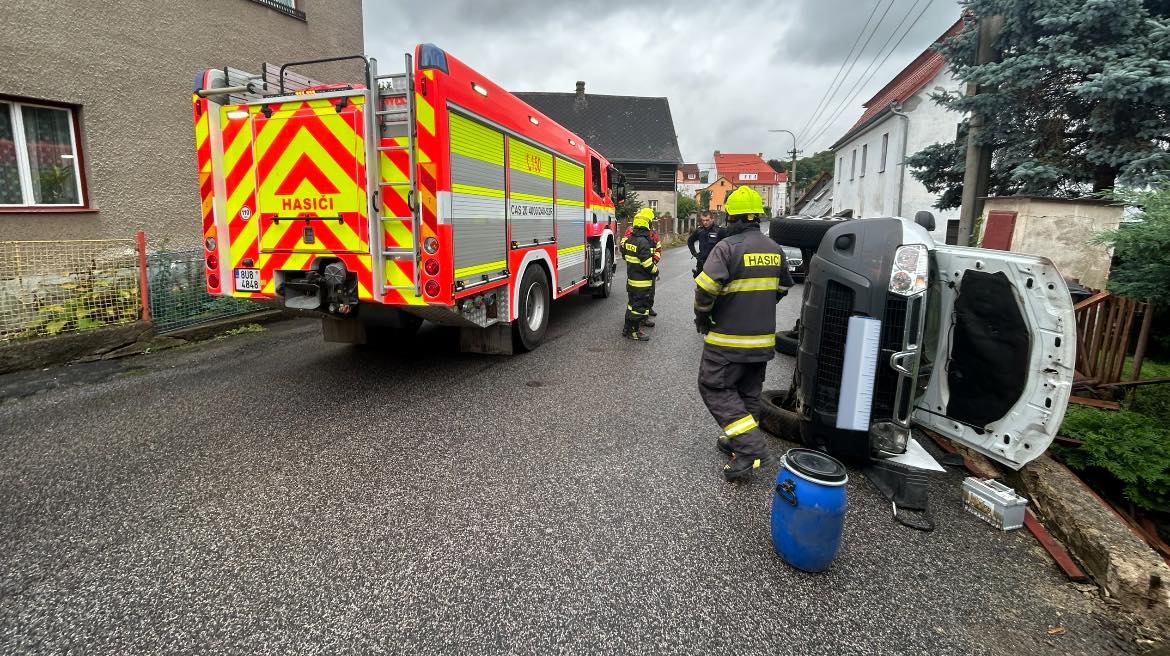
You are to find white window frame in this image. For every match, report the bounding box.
[850,149,856,181]
[739,172,758,181]
[860,145,867,178]
[880,133,889,173]
[648,199,658,211]
[1,99,85,208]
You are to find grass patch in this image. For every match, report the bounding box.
[217,323,266,338]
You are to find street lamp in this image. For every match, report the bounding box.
[769,129,799,215]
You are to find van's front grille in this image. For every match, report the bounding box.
[814,281,853,413]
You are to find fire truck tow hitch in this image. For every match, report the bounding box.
[277,261,358,314]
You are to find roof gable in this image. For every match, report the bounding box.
[837,18,964,143]
[513,91,683,164]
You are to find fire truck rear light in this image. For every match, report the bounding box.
[206,254,219,270]
[424,258,439,276]
[424,280,440,297]
[423,236,439,254]
[205,236,216,251]
[207,274,220,289]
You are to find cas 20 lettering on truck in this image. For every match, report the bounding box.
[192,44,627,353]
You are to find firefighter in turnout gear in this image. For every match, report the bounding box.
[623,207,659,341]
[694,186,794,481]
[622,216,663,325]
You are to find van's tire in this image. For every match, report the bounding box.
[769,217,837,250]
[513,265,551,352]
[760,389,802,440]
[775,329,799,356]
[591,247,613,299]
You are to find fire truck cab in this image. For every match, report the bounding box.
[192,45,625,354]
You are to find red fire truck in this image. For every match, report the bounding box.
[192,45,626,353]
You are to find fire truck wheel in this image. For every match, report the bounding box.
[514,265,550,351]
[591,248,613,299]
[760,389,801,440]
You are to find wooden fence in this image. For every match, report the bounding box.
[1073,291,1153,389]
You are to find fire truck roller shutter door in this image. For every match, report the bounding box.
[508,138,555,247]
[449,112,508,288]
[555,158,586,290]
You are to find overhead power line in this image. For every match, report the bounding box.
[793,0,889,142]
[803,0,939,151]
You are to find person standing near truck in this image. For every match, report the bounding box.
[621,212,662,325]
[622,207,658,341]
[694,186,793,481]
[687,210,725,277]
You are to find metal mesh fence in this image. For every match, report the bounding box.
[0,240,141,342]
[146,249,260,333]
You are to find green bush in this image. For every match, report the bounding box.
[1054,405,1170,513]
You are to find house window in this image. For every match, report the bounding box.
[648,199,658,211]
[837,157,843,183]
[247,0,306,20]
[647,165,660,180]
[739,173,758,181]
[0,99,85,207]
[880,133,889,172]
[850,149,856,181]
[860,145,867,177]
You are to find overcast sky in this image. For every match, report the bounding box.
[363,0,963,171]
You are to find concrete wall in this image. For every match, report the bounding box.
[640,190,677,222]
[0,0,363,245]
[833,67,961,243]
[979,197,1122,289]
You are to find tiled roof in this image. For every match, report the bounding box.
[514,91,683,164]
[836,18,964,145]
[679,163,700,176]
[713,152,787,185]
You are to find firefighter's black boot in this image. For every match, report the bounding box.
[622,318,650,341]
[649,309,658,317]
[716,436,733,456]
[641,317,656,328]
[723,452,772,481]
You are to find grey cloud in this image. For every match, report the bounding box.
[362,0,963,164]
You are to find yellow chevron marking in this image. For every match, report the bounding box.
[416,93,435,136]
[384,219,413,248]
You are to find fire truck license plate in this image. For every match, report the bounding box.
[234,268,262,292]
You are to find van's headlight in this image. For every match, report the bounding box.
[889,245,928,296]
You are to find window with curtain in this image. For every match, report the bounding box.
[0,100,84,207]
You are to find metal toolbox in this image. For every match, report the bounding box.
[962,477,1028,531]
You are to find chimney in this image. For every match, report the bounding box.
[575,81,585,98]
[758,152,763,158]
[714,150,720,157]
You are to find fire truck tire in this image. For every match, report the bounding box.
[591,248,613,298]
[513,265,550,352]
[769,217,837,250]
[760,389,801,440]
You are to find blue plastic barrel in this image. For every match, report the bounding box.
[771,448,849,572]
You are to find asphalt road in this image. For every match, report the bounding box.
[0,245,1144,655]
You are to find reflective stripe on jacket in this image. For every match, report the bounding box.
[694,221,793,362]
[622,228,658,282]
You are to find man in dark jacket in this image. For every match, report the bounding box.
[622,207,658,341]
[687,211,725,277]
[694,186,794,481]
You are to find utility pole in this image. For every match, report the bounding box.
[769,129,800,214]
[956,14,1005,247]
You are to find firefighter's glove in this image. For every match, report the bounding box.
[694,311,712,335]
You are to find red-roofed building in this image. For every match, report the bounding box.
[830,18,964,241]
[676,163,704,198]
[713,151,789,213]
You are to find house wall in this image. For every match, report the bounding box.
[832,67,961,243]
[0,0,363,245]
[978,197,1121,289]
[640,190,677,220]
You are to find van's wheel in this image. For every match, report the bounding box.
[592,246,613,298]
[760,389,802,440]
[775,328,799,356]
[768,217,838,250]
[513,265,550,352]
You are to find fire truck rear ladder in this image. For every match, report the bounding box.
[367,55,421,298]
